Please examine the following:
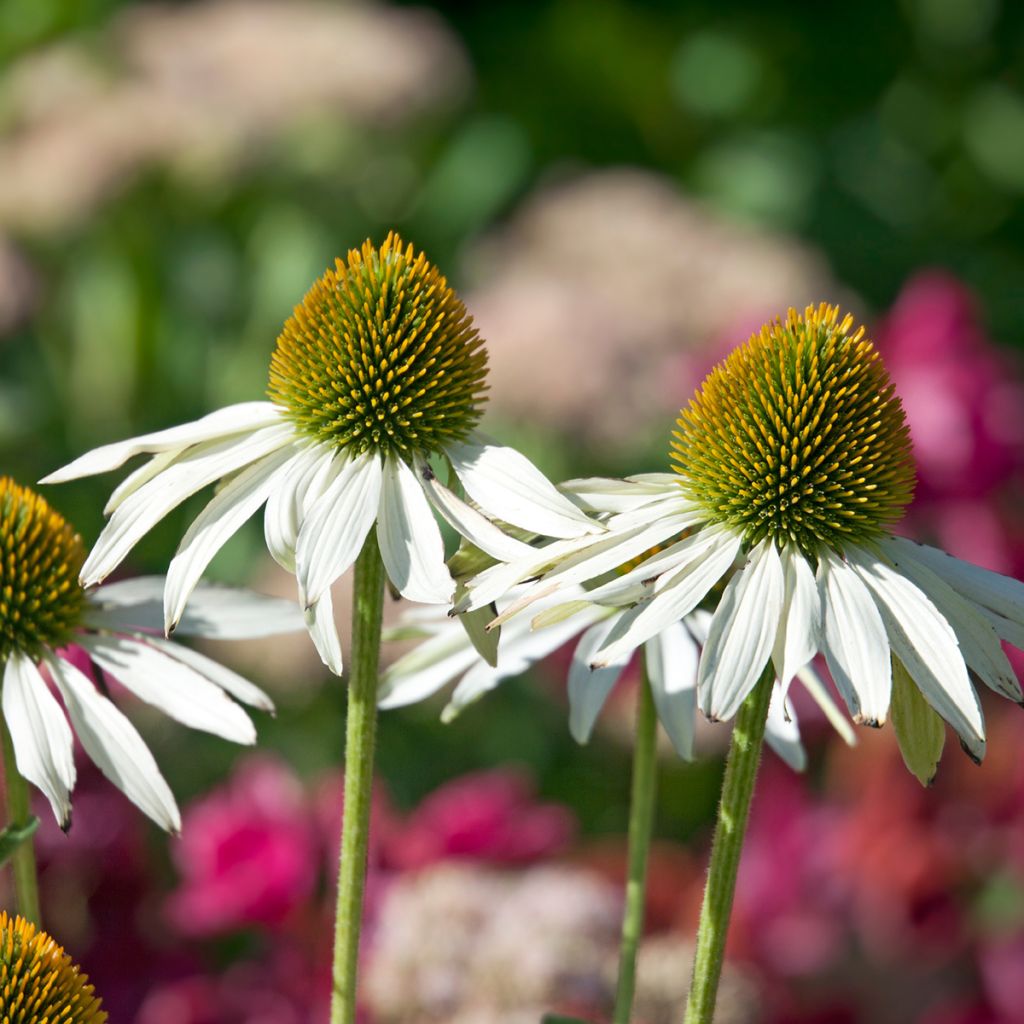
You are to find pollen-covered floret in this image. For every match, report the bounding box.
[269,232,489,458]
[0,478,86,662]
[0,912,107,1023]
[672,303,915,557]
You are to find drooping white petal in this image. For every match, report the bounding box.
[86,579,305,639]
[144,637,275,713]
[593,527,742,669]
[886,536,1024,627]
[644,620,698,759]
[41,402,283,483]
[82,635,256,744]
[104,449,179,515]
[304,590,344,677]
[848,545,984,759]
[80,424,295,588]
[559,474,681,513]
[2,654,75,827]
[165,445,297,634]
[817,548,891,727]
[415,456,535,562]
[772,546,821,698]
[488,513,697,630]
[45,652,180,832]
[883,540,1022,703]
[379,621,480,709]
[764,684,806,772]
[376,455,454,605]
[447,439,602,539]
[980,608,1024,652]
[264,445,337,572]
[295,451,383,606]
[568,616,631,744]
[698,539,784,722]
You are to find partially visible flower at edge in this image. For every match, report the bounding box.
[41,233,602,677]
[0,476,303,831]
[456,305,1024,783]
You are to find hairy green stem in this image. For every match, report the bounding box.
[330,535,387,1024]
[684,666,774,1024]
[612,666,660,1024]
[2,715,41,926]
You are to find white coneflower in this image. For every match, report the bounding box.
[42,233,600,675]
[459,305,1024,782]
[381,584,855,772]
[0,477,300,832]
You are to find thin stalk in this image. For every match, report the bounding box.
[612,665,660,1024]
[2,715,41,926]
[683,666,774,1024]
[330,535,387,1024]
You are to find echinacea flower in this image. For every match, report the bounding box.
[382,583,855,772]
[0,477,302,831]
[458,306,1024,781]
[42,233,599,674]
[0,911,107,1023]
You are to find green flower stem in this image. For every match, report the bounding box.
[684,665,774,1024]
[330,535,387,1024]
[1,714,41,926]
[612,665,660,1024]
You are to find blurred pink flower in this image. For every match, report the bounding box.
[167,756,318,936]
[878,271,1024,574]
[384,769,576,871]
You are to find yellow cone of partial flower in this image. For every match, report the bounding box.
[0,912,107,1023]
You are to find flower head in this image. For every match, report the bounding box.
[43,234,600,676]
[269,234,488,458]
[673,304,915,556]
[0,478,303,830]
[458,306,1024,781]
[0,912,107,1023]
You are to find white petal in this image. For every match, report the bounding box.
[104,449,179,515]
[447,439,602,539]
[264,445,337,572]
[593,527,742,668]
[416,456,535,562]
[848,545,984,758]
[165,445,297,634]
[2,654,75,827]
[305,590,344,677]
[41,402,283,483]
[82,635,256,744]
[882,539,1022,703]
[295,451,382,606]
[379,621,480,709]
[980,608,1024,652]
[644,620,698,759]
[794,664,857,747]
[376,456,454,605]
[568,617,631,744]
[80,424,295,587]
[698,539,785,722]
[86,579,305,639]
[887,536,1024,626]
[45,652,180,832]
[764,684,806,771]
[559,474,682,513]
[144,637,275,713]
[771,546,821,697]
[817,549,891,726]
[444,661,511,719]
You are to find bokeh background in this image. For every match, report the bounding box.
[3,0,1024,1021]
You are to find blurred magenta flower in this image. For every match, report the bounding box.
[166,756,318,936]
[878,271,1024,574]
[383,769,576,871]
